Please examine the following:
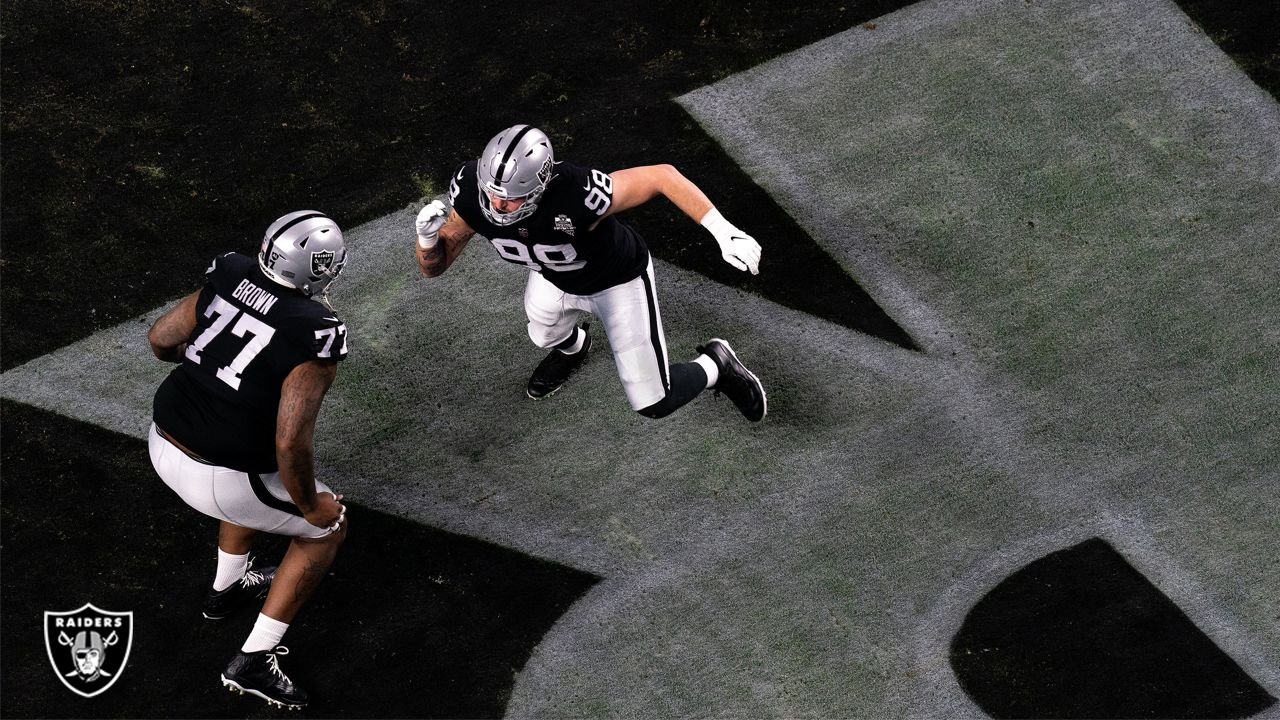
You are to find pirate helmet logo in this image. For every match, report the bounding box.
[311,249,336,276]
[44,603,133,697]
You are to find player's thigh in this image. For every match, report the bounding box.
[211,470,335,539]
[524,270,582,347]
[151,424,333,539]
[592,267,671,409]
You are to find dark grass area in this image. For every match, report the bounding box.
[951,538,1275,718]
[0,400,598,718]
[3,1,1280,717]
[0,0,920,370]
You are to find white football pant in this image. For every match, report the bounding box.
[524,259,671,410]
[149,423,335,539]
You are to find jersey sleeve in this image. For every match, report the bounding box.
[448,160,483,228]
[276,305,350,366]
[194,252,248,318]
[559,162,615,228]
[304,313,350,362]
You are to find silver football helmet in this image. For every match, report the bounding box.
[258,210,347,297]
[477,124,555,226]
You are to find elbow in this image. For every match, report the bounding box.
[147,327,173,361]
[276,433,313,455]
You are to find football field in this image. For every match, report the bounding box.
[3,0,1278,716]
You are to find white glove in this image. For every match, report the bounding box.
[415,200,449,249]
[700,208,761,275]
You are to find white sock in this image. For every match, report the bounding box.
[242,613,290,653]
[213,549,249,592]
[558,327,586,354]
[694,354,720,388]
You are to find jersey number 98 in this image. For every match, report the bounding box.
[584,169,613,216]
[490,239,586,272]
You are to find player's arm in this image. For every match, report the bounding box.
[603,164,714,221]
[147,290,201,362]
[415,203,476,278]
[603,165,761,275]
[277,359,345,530]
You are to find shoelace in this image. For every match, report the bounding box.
[240,568,267,587]
[266,646,291,682]
[240,558,267,588]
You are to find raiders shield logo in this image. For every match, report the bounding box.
[310,250,336,276]
[44,603,133,697]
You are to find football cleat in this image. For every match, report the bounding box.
[697,338,767,422]
[221,646,307,709]
[203,558,276,620]
[527,327,592,399]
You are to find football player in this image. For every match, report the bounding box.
[147,211,350,709]
[414,124,767,421]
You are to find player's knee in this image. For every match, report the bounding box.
[526,323,561,349]
[300,521,347,546]
[527,321,576,349]
[637,396,678,419]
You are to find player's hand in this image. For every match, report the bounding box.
[715,232,761,275]
[701,209,761,275]
[416,200,448,249]
[304,491,346,533]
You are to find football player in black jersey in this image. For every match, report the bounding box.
[414,124,767,421]
[147,210,350,709]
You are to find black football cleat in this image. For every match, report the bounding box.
[203,558,276,620]
[697,338,767,422]
[527,327,592,399]
[221,646,308,709]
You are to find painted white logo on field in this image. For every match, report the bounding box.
[44,603,134,697]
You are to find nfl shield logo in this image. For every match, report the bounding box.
[44,603,133,697]
[310,250,335,275]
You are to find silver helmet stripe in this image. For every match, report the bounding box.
[263,211,327,262]
[494,125,535,190]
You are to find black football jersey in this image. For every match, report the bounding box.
[450,160,650,295]
[153,252,348,472]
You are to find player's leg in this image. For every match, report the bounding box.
[258,527,345,625]
[204,521,275,620]
[147,424,276,619]
[590,261,706,418]
[151,421,341,708]
[212,470,344,708]
[524,269,590,399]
[593,261,767,421]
